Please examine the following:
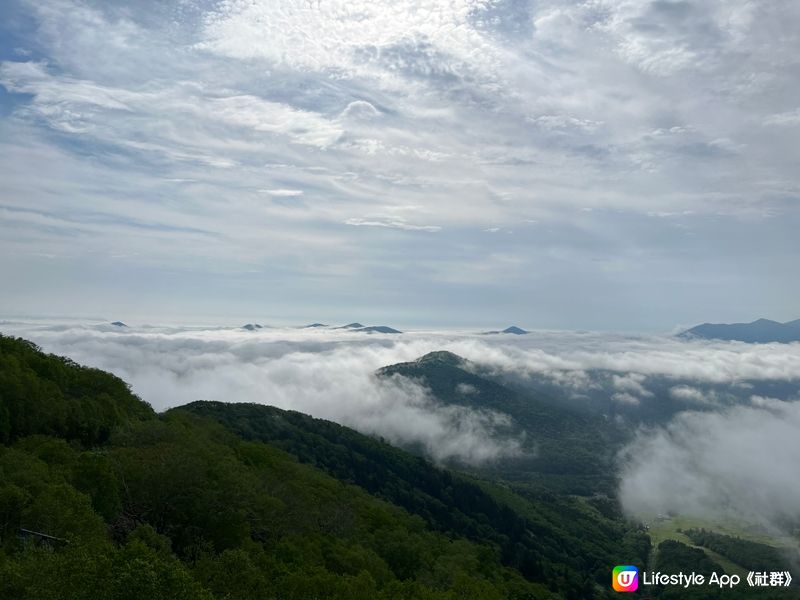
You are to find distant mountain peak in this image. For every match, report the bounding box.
[333,323,401,333]
[502,326,528,335]
[110,321,128,328]
[356,325,402,334]
[483,325,529,335]
[680,318,800,343]
[303,323,328,328]
[242,323,263,331]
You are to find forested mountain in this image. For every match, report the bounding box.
[0,334,643,599]
[1,335,795,599]
[377,351,624,493]
[455,355,800,427]
[0,335,154,445]
[182,400,650,594]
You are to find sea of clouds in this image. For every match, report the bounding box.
[3,319,800,532]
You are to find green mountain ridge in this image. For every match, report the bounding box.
[0,334,646,599]
[378,351,623,493]
[1,335,795,599]
[179,400,650,596]
[0,334,564,599]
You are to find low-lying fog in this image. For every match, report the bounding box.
[3,319,800,534]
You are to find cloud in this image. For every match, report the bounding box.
[612,392,641,406]
[344,217,442,232]
[1,321,523,465]
[340,100,381,120]
[669,384,719,406]
[197,0,501,79]
[207,95,342,148]
[612,373,654,397]
[456,382,478,395]
[619,401,800,534]
[5,317,800,531]
[442,333,800,385]
[260,189,304,197]
[2,0,800,330]
[529,115,603,132]
[764,109,800,126]
[0,60,134,110]
[5,320,800,463]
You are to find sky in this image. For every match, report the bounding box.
[1,0,799,330]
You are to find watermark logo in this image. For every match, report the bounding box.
[613,565,639,592]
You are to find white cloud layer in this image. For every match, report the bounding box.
[619,400,800,535]
[4,321,800,470]
[3,321,533,464]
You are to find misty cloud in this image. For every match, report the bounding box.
[456,383,479,396]
[612,392,641,406]
[612,373,654,397]
[3,320,800,475]
[619,400,800,534]
[669,384,720,406]
[1,321,526,465]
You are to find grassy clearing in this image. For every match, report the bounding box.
[641,514,795,576]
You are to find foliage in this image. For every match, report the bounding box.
[181,400,650,599]
[683,529,795,575]
[0,335,559,599]
[0,335,154,445]
[651,540,796,600]
[5,335,790,599]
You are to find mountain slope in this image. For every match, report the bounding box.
[1,334,566,599]
[180,399,649,598]
[0,335,154,445]
[3,335,790,599]
[377,351,624,492]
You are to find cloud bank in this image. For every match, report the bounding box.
[4,321,800,473]
[3,321,531,464]
[619,399,800,535]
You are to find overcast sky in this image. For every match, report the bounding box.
[1,0,798,330]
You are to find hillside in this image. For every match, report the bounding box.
[0,335,154,445]
[3,335,795,599]
[0,334,636,599]
[181,400,650,594]
[377,351,624,493]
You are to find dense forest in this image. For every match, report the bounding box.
[0,335,795,599]
[182,400,650,593]
[683,529,795,575]
[648,539,796,599]
[0,335,637,598]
